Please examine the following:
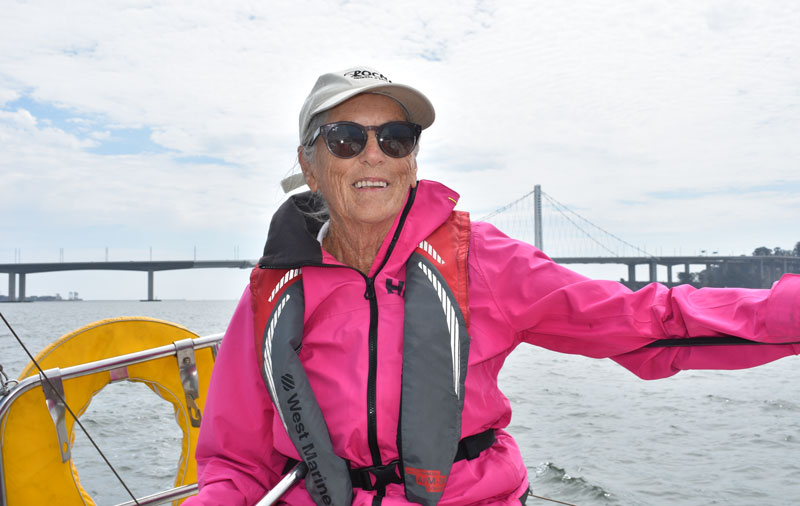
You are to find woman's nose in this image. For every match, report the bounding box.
[360,131,385,163]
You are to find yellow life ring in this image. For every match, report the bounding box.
[0,317,216,505]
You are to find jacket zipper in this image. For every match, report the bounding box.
[362,187,417,471]
[364,276,382,467]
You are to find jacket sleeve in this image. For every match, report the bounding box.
[183,286,286,505]
[470,222,800,379]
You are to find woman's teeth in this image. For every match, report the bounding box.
[354,181,387,189]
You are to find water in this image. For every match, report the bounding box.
[2,301,799,505]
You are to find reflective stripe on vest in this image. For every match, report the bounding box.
[252,211,471,506]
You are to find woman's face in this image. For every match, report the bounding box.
[301,93,418,233]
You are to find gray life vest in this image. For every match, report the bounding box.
[251,211,472,506]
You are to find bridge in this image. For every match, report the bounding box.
[0,260,256,302]
[3,185,798,301]
[481,185,800,289]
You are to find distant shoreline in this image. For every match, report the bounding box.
[0,295,81,302]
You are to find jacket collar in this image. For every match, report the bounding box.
[258,180,460,271]
[258,191,328,268]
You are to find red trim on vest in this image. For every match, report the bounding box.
[250,267,303,370]
[413,210,470,328]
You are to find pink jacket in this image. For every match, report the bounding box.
[185,180,800,506]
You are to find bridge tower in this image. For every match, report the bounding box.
[534,185,543,250]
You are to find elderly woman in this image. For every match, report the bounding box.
[184,67,800,506]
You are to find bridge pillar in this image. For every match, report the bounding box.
[666,264,673,284]
[147,271,155,301]
[19,273,26,301]
[649,261,657,282]
[7,273,15,302]
[628,264,636,284]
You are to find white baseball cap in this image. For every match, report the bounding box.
[298,66,435,145]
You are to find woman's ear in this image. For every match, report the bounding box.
[298,146,319,193]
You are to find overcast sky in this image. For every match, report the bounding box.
[1,0,799,300]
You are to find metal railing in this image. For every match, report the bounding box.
[0,332,224,506]
[114,483,199,506]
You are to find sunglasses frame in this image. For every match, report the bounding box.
[309,121,422,159]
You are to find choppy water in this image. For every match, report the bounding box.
[2,300,799,505]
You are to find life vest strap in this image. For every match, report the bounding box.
[283,429,497,492]
[452,427,496,461]
[351,429,496,490]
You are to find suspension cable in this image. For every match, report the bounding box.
[541,191,654,258]
[479,189,536,221]
[478,188,654,258]
[542,194,620,257]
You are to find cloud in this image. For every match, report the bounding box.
[1,0,800,299]
[0,107,37,129]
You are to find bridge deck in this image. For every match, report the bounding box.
[2,256,798,302]
[0,260,256,302]
[0,260,256,274]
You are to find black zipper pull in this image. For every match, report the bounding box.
[364,277,376,300]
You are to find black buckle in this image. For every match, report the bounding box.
[349,460,403,491]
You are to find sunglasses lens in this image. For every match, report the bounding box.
[324,123,367,158]
[378,123,418,158]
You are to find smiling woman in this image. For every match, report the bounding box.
[182,66,800,506]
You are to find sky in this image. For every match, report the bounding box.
[1,0,799,300]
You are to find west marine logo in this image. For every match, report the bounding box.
[281,373,295,391]
[406,467,448,493]
[344,69,392,82]
[287,393,332,504]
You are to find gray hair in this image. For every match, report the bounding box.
[296,110,331,223]
[300,110,331,162]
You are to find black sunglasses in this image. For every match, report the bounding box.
[309,121,422,159]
